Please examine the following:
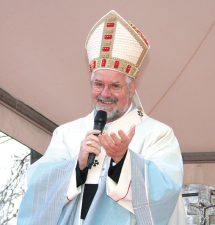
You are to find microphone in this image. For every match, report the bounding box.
[87,110,107,169]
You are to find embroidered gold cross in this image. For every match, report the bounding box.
[137,108,143,121]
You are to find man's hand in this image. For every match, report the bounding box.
[98,124,136,163]
[78,130,101,170]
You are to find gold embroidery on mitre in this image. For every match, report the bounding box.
[99,13,117,61]
[90,58,140,79]
[97,59,101,67]
[108,16,116,22]
[107,59,114,68]
[103,41,111,46]
[105,28,114,34]
[129,67,136,75]
[90,61,93,70]
[86,11,150,79]
[101,53,109,58]
[118,61,127,73]
[127,67,139,79]
[129,67,139,78]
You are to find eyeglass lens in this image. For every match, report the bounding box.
[92,81,123,93]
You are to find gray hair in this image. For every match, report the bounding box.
[126,76,134,89]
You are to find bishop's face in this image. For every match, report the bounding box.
[92,69,136,123]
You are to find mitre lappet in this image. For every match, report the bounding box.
[85,10,150,110]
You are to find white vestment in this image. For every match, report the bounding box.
[23,108,187,225]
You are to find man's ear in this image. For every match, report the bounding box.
[129,80,137,99]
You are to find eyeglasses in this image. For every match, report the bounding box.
[91,81,127,93]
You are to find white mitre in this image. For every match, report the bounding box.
[85,10,150,79]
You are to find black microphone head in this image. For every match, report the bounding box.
[94,110,107,126]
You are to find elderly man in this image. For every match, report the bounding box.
[18,10,186,225]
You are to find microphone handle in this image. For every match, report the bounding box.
[87,153,96,169]
[87,132,100,169]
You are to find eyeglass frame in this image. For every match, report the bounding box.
[91,80,127,93]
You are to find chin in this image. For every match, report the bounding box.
[94,102,128,122]
[95,103,114,113]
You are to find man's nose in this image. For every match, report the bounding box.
[101,85,112,98]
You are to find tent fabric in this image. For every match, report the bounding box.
[183,164,215,187]
[0,102,51,154]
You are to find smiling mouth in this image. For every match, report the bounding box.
[96,96,118,105]
[99,100,115,104]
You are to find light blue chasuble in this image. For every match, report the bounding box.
[18,149,180,225]
[18,157,133,225]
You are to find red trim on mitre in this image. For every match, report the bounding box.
[114,61,119,69]
[107,23,114,27]
[128,21,149,46]
[126,65,131,73]
[104,35,112,39]
[103,47,110,51]
[101,59,106,67]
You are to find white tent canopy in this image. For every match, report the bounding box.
[0,0,215,185]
